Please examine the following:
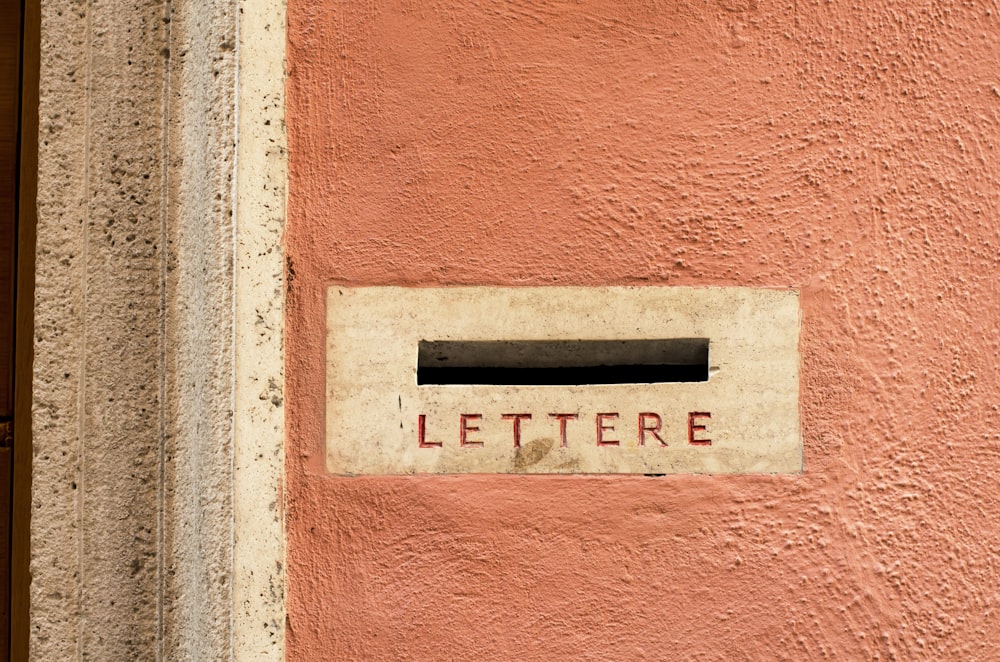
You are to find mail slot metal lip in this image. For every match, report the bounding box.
[413,365,710,386]
[326,285,801,475]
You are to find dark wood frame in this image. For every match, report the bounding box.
[11,0,37,659]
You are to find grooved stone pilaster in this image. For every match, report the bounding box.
[32,1,242,658]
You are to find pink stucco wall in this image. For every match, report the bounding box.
[286,2,1000,658]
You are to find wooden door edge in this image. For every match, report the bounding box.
[11,0,38,659]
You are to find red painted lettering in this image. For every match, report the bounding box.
[502,413,532,448]
[596,412,620,446]
[417,414,442,448]
[688,411,711,446]
[638,412,665,446]
[548,413,579,448]
[460,414,484,447]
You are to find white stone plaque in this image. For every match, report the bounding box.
[326,286,801,475]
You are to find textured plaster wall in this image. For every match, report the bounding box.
[286,1,1000,659]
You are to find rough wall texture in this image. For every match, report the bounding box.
[33,0,239,658]
[286,1,1000,659]
[161,1,239,657]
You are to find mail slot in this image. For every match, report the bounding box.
[416,339,710,385]
[326,286,801,475]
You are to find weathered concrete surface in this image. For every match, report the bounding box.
[286,1,1000,659]
[161,2,239,658]
[33,0,167,657]
[31,0,284,659]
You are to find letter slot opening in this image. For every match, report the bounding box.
[417,339,710,386]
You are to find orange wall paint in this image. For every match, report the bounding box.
[286,2,1000,658]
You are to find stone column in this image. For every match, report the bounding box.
[31,0,284,658]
